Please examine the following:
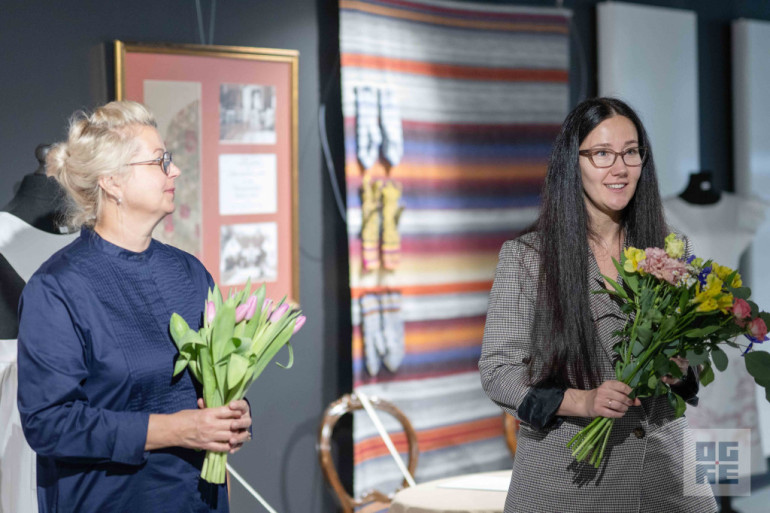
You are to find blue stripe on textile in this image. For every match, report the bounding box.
[354,346,482,376]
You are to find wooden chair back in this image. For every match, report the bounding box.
[317,393,419,512]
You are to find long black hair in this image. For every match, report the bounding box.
[529,97,667,390]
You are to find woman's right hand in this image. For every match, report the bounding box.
[583,380,641,418]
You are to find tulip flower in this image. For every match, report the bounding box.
[170,283,304,485]
[235,303,248,323]
[292,315,306,334]
[245,295,258,320]
[269,303,290,323]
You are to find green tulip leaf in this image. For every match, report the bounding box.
[170,313,190,349]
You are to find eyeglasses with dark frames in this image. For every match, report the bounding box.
[578,147,646,168]
[128,151,173,175]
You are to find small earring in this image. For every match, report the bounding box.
[117,197,122,205]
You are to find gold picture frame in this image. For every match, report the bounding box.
[114,41,300,301]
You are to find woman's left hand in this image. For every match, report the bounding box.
[197,398,252,454]
[661,356,690,386]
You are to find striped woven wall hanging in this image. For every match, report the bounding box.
[340,0,571,496]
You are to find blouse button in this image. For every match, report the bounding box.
[633,427,645,439]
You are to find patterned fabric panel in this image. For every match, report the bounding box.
[340,0,570,495]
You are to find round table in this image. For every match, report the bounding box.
[388,470,511,513]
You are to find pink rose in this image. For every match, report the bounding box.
[637,247,688,285]
[732,298,751,327]
[748,318,768,341]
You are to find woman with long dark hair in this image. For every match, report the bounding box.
[479,97,716,512]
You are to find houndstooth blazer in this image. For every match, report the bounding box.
[479,232,717,513]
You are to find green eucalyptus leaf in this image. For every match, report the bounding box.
[686,347,709,367]
[731,287,751,300]
[637,322,653,346]
[667,360,684,378]
[745,351,770,384]
[700,362,715,387]
[654,354,670,376]
[711,346,728,372]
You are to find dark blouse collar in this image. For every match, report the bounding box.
[82,227,157,260]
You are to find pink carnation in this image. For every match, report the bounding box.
[637,247,688,285]
[748,318,768,341]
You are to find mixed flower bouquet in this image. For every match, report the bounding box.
[567,234,770,468]
[169,281,305,483]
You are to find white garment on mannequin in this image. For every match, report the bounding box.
[664,193,768,476]
[0,212,77,513]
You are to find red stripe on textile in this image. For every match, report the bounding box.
[354,416,504,462]
[342,53,568,83]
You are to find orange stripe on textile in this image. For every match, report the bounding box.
[351,280,493,299]
[340,0,569,34]
[354,416,504,462]
[345,159,547,180]
[341,53,568,83]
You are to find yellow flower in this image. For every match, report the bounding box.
[696,298,719,313]
[693,273,724,307]
[690,257,703,268]
[664,233,685,259]
[712,262,742,288]
[717,293,734,314]
[623,247,646,273]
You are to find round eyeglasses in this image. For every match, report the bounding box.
[578,147,646,168]
[128,151,173,175]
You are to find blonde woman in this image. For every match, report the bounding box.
[17,101,250,512]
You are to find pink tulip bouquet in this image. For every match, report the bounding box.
[169,280,305,483]
[567,234,770,468]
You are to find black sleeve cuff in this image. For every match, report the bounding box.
[517,386,565,431]
[671,366,699,406]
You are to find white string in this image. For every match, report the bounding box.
[356,390,416,487]
[226,463,279,513]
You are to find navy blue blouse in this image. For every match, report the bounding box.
[17,228,228,513]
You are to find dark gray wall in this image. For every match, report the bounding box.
[3,1,770,512]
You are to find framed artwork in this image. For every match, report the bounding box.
[114,41,299,301]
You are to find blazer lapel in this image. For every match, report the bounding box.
[587,247,627,369]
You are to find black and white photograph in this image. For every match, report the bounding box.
[219,222,278,286]
[219,83,277,144]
